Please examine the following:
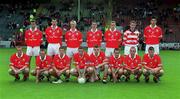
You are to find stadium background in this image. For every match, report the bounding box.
[0,0,180,99]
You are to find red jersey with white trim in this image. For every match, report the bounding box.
[123,30,140,46]
[53,54,70,70]
[65,29,82,48]
[124,54,141,69]
[144,25,163,44]
[86,29,102,47]
[25,28,43,47]
[89,51,105,66]
[10,53,29,69]
[45,26,63,45]
[73,52,89,69]
[36,55,52,69]
[109,54,124,69]
[142,54,162,68]
[104,29,122,48]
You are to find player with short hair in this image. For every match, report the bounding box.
[142,47,164,83]
[45,18,63,57]
[25,19,43,65]
[86,22,102,55]
[144,17,163,54]
[9,44,30,81]
[124,47,142,82]
[123,20,140,55]
[49,47,71,83]
[70,47,89,83]
[65,20,83,58]
[31,49,52,83]
[108,48,124,83]
[88,45,108,82]
[104,21,122,57]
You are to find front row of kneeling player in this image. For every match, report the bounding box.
[9,45,164,84]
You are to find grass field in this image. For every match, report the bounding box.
[0,48,180,99]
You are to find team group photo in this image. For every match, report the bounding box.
[0,0,180,99]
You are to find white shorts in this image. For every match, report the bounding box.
[26,46,40,56]
[87,48,94,55]
[145,44,159,54]
[66,47,78,58]
[105,48,115,57]
[47,43,60,56]
[124,45,138,55]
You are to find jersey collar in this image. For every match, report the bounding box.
[40,55,46,61]
[91,29,98,33]
[30,27,37,32]
[16,52,23,58]
[59,54,65,59]
[70,28,77,33]
[110,28,116,32]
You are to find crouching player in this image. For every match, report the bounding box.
[108,48,124,83]
[124,47,142,82]
[70,47,89,83]
[9,44,30,81]
[88,45,108,82]
[49,47,70,83]
[142,47,164,83]
[31,49,52,83]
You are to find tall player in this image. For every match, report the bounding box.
[65,20,82,58]
[86,22,102,55]
[124,47,142,82]
[88,45,108,82]
[49,47,71,83]
[45,18,63,57]
[31,49,52,83]
[104,21,122,58]
[144,17,163,54]
[142,47,164,83]
[25,19,43,64]
[9,44,30,81]
[108,48,124,83]
[123,20,140,55]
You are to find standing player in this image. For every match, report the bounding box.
[65,20,82,58]
[144,17,163,54]
[108,48,124,83]
[104,21,122,58]
[31,49,52,83]
[49,47,71,83]
[45,18,63,57]
[142,47,164,83]
[9,44,30,81]
[25,19,43,64]
[88,45,108,82]
[70,47,89,82]
[124,47,142,82]
[86,22,102,55]
[123,20,140,55]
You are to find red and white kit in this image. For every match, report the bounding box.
[25,28,43,56]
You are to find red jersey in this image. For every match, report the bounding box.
[65,29,82,48]
[123,30,140,46]
[144,25,163,44]
[104,29,122,48]
[73,52,89,69]
[10,53,29,69]
[124,54,141,69]
[142,54,162,69]
[109,54,124,69]
[36,55,52,69]
[89,51,106,66]
[53,54,70,70]
[86,29,102,47]
[25,28,43,47]
[45,26,63,44]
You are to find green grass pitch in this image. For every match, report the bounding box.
[0,48,180,99]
